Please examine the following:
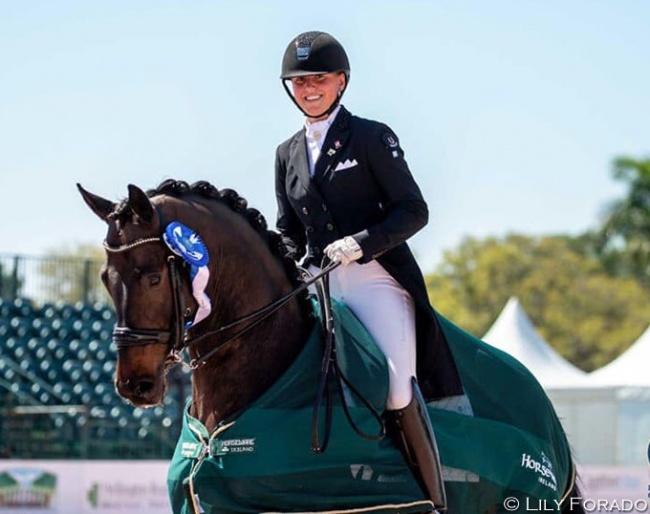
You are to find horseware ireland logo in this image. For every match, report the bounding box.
[212,438,256,456]
[520,451,557,491]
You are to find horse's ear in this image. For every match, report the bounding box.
[77,183,116,222]
[127,184,155,225]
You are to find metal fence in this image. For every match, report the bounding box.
[0,406,180,460]
[0,253,188,460]
[0,360,190,460]
[0,253,109,305]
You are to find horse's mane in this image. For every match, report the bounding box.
[112,179,307,297]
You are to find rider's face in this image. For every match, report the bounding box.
[290,72,345,121]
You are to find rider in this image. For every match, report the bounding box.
[274,31,447,509]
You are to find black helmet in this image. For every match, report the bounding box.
[280,31,350,81]
[280,31,350,119]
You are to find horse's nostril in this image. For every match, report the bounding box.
[135,378,156,396]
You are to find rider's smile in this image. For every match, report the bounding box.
[290,72,345,121]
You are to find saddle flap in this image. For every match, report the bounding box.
[315,298,390,411]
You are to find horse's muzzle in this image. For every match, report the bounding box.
[116,376,164,406]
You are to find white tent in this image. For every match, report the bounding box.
[589,324,650,387]
[552,325,650,466]
[482,297,589,389]
[480,297,650,465]
[548,385,650,465]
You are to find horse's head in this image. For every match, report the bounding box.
[78,183,195,407]
[80,179,313,428]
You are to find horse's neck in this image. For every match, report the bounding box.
[190,272,312,432]
[183,203,314,432]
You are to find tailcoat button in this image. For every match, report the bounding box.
[326,223,334,231]
[306,226,315,234]
[302,207,309,215]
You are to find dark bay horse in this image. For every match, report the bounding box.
[78,179,584,514]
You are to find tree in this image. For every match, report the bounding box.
[426,234,650,371]
[0,256,25,300]
[600,156,650,288]
[39,244,109,304]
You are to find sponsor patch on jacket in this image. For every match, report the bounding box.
[381,131,400,149]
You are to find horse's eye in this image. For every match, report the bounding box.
[149,274,162,286]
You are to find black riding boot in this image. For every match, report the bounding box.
[390,377,447,511]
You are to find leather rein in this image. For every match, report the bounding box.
[103,235,338,370]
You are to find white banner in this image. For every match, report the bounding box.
[579,466,650,514]
[0,461,648,513]
[0,461,171,514]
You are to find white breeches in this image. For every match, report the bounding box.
[309,260,416,410]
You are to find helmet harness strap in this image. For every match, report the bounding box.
[282,77,348,120]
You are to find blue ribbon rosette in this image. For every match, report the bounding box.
[163,221,212,327]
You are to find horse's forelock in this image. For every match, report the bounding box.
[107,199,132,223]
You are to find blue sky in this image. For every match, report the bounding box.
[1,1,648,273]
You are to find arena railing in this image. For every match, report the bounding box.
[0,253,109,305]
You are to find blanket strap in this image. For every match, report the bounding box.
[559,461,577,508]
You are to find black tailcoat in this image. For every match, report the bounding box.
[275,106,461,399]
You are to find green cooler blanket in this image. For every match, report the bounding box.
[168,300,571,514]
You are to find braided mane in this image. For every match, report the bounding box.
[146,179,305,291]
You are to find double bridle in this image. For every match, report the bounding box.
[104,236,190,362]
[104,232,384,451]
[103,234,338,370]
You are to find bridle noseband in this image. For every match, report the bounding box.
[103,236,188,361]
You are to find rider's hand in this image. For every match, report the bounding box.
[324,236,363,266]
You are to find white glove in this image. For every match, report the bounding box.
[324,236,363,266]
